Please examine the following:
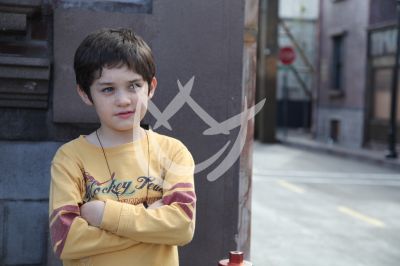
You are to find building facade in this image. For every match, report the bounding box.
[316,0,399,148]
[366,0,398,146]
[316,0,370,147]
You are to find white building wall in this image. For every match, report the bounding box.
[279,0,319,19]
[277,0,319,101]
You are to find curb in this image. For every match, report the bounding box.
[276,136,400,172]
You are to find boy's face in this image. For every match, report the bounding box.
[78,64,156,133]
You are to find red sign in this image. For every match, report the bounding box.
[279,46,296,65]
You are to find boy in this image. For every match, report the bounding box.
[49,28,196,266]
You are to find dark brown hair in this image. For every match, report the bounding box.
[74,28,155,102]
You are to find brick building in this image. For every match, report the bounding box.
[316,0,398,148]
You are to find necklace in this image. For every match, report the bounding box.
[95,129,150,208]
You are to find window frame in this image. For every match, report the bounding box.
[331,33,346,92]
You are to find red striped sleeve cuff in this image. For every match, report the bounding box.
[162,183,196,220]
[49,205,80,258]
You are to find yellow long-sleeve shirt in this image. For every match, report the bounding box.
[49,130,196,266]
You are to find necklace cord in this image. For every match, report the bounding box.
[144,129,150,208]
[96,129,112,178]
[95,129,150,208]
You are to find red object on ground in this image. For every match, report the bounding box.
[218,251,252,266]
[279,46,296,65]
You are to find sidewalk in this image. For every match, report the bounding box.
[275,129,400,172]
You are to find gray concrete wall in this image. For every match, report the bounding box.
[318,0,369,107]
[315,0,369,147]
[316,107,364,147]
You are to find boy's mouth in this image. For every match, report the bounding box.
[117,111,134,115]
[116,111,134,119]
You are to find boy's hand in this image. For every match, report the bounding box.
[148,199,164,209]
[80,200,105,227]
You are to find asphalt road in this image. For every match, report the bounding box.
[250,143,400,266]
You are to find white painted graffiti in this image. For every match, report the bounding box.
[135,76,266,182]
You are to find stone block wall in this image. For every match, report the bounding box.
[316,107,364,147]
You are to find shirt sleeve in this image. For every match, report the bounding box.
[49,148,139,260]
[99,146,196,246]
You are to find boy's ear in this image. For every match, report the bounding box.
[77,85,94,106]
[148,77,157,99]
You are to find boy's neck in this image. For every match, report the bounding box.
[96,126,145,147]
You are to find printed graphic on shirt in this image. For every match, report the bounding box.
[83,171,163,203]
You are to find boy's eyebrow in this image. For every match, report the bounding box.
[97,79,144,86]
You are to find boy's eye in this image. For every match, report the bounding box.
[102,87,114,93]
[129,83,143,90]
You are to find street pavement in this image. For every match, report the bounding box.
[250,142,400,266]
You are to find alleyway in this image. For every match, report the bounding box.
[251,143,400,266]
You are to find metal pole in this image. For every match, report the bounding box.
[255,0,279,143]
[283,69,289,138]
[386,0,400,159]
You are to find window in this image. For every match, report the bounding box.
[330,119,340,143]
[372,68,400,121]
[331,35,344,90]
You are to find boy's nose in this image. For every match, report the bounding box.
[115,90,131,106]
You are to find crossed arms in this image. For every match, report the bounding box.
[49,147,196,260]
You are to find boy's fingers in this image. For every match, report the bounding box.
[79,200,105,227]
